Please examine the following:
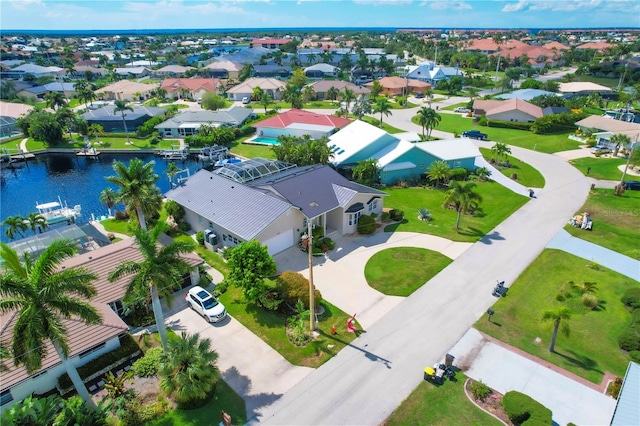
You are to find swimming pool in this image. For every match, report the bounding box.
[246,137,280,146]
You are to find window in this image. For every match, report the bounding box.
[78,342,106,359]
[302,218,307,229]
[0,390,13,406]
[108,300,125,316]
[222,234,227,241]
[368,199,378,212]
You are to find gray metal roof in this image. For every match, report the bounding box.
[155,106,252,129]
[164,169,292,241]
[610,362,640,426]
[214,158,296,184]
[249,165,386,219]
[82,104,165,120]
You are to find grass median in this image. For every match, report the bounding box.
[568,157,626,180]
[479,147,545,188]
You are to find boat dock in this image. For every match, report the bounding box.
[1,147,35,163]
[197,145,230,163]
[76,147,101,159]
[159,145,190,161]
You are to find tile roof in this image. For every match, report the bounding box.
[160,78,221,93]
[373,76,431,89]
[474,98,543,119]
[165,170,294,240]
[0,101,34,118]
[226,77,286,94]
[156,65,195,73]
[95,80,158,96]
[253,109,351,130]
[575,115,640,133]
[558,82,613,93]
[306,80,369,94]
[204,60,243,71]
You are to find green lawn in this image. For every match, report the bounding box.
[385,373,500,426]
[25,135,176,151]
[479,148,545,188]
[364,248,451,296]
[568,157,626,180]
[360,116,405,134]
[564,188,640,260]
[475,249,639,383]
[573,76,620,89]
[422,113,580,153]
[100,218,133,235]
[230,137,276,159]
[218,284,357,368]
[383,182,529,242]
[148,378,247,426]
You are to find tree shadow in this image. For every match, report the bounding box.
[316,330,392,369]
[479,230,506,244]
[456,227,484,238]
[553,349,604,375]
[222,366,282,417]
[592,299,607,312]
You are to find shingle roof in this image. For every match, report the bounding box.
[249,165,386,219]
[575,115,640,133]
[306,80,369,94]
[165,170,293,240]
[253,109,351,130]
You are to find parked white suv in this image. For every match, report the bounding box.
[186,286,227,323]
[454,107,471,113]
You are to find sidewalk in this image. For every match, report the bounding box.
[449,328,616,426]
[547,229,640,281]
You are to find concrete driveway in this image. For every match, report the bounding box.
[164,300,313,420]
[450,329,616,426]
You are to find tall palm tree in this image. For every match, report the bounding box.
[542,306,571,352]
[106,158,159,230]
[3,215,27,241]
[44,91,67,111]
[99,187,118,217]
[282,84,303,109]
[260,92,272,113]
[351,94,371,119]
[55,107,77,142]
[326,86,339,101]
[88,123,104,145]
[417,107,441,139]
[0,240,101,408]
[159,331,219,403]
[372,97,392,126]
[491,142,511,163]
[108,223,195,351]
[113,99,134,144]
[165,162,179,187]
[443,181,483,229]
[25,212,48,235]
[340,87,355,116]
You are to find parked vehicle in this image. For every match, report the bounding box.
[415,93,425,99]
[454,107,470,113]
[590,145,611,154]
[462,130,488,140]
[186,286,227,323]
[241,96,250,104]
[623,180,640,190]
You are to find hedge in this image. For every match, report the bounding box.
[357,214,376,234]
[502,391,552,426]
[449,167,469,181]
[486,120,533,131]
[276,271,323,310]
[57,334,140,391]
[621,288,640,310]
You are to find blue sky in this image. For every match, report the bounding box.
[1,0,638,31]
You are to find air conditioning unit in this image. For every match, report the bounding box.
[207,232,218,246]
[203,229,212,243]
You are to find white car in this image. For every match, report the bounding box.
[454,107,471,113]
[241,96,250,104]
[186,286,227,323]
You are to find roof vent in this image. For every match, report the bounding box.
[310,201,318,208]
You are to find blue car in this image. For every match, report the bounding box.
[623,180,640,190]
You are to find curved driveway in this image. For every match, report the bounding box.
[258,108,592,424]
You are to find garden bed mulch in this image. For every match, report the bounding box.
[464,378,512,425]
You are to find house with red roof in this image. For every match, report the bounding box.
[160,78,222,100]
[576,42,614,52]
[252,109,351,141]
[249,38,290,49]
[473,98,543,123]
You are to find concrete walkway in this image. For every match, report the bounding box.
[547,229,640,281]
[474,156,532,195]
[273,231,472,330]
[449,329,616,426]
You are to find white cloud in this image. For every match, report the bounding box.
[502,0,527,12]
[528,0,603,12]
[353,0,413,5]
[426,1,472,10]
[8,0,43,10]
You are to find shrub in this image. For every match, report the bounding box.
[114,210,129,221]
[449,167,468,181]
[237,125,256,137]
[469,379,491,401]
[477,115,488,126]
[131,347,163,377]
[618,329,640,351]
[608,377,623,399]
[165,199,185,223]
[389,209,404,221]
[213,280,229,297]
[258,291,283,311]
[418,208,432,221]
[629,351,640,363]
[196,230,205,246]
[502,391,552,426]
[357,214,376,234]
[58,334,140,390]
[178,221,191,232]
[276,271,322,310]
[381,211,391,221]
[510,173,518,180]
[486,120,533,131]
[582,293,599,310]
[621,288,640,310]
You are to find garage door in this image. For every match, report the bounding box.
[263,229,294,255]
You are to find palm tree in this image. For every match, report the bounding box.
[106,158,159,230]
[165,162,179,187]
[3,215,27,241]
[99,187,118,217]
[260,92,272,113]
[55,107,77,142]
[88,124,104,145]
[570,281,599,294]
[44,91,67,111]
[282,84,303,109]
[26,212,47,235]
[491,142,511,163]
[372,97,392,126]
[351,94,371,119]
[0,240,101,408]
[252,86,264,102]
[417,107,441,139]
[302,85,316,102]
[542,306,571,352]
[443,181,483,229]
[326,86,339,101]
[159,331,219,403]
[340,87,355,116]
[426,160,451,188]
[610,133,630,157]
[108,223,195,351]
[113,99,134,144]
[0,344,10,372]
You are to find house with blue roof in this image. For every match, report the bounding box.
[16,82,76,100]
[81,104,165,133]
[165,160,387,255]
[495,88,561,102]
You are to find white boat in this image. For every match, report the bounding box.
[35,196,82,225]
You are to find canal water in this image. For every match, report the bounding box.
[0,153,204,242]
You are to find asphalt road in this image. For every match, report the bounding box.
[257,118,591,424]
